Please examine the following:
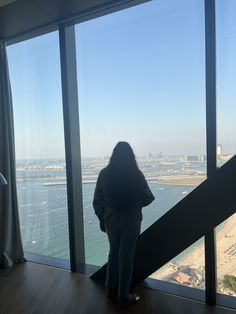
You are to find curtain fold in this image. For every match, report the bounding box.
[0,41,25,268]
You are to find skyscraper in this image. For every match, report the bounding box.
[217,144,222,157]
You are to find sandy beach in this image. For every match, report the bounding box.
[150,204,236,294]
[153,176,205,186]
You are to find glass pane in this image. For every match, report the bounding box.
[76,0,206,288]
[7,32,70,261]
[216,0,236,296]
[151,239,205,290]
[216,215,236,296]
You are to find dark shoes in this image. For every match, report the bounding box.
[119,293,140,307]
[107,290,140,307]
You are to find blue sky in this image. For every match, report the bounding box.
[6,0,236,159]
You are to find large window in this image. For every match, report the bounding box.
[7,0,236,301]
[216,0,236,297]
[75,0,206,291]
[7,32,70,261]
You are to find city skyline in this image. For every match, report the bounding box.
[14,141,232,161]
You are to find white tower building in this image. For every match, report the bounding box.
[217,144,222,157]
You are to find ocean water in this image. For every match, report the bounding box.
[16,172,195,266]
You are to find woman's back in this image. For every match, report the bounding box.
[93,142,155,305]
[93,142,154,305]
[93,142,154,221]
[104,165,149,212]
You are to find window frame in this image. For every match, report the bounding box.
[5,0,236,309]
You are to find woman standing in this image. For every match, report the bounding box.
[93,142,155,306]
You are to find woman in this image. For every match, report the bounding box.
[93,142,155,306]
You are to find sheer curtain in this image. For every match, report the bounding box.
[0,41,25,267]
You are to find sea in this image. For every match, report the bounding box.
[16,169,196,267]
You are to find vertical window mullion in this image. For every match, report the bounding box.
[204,0,217,305]
[59,24,85,271]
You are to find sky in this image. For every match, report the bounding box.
[6,0,236,159]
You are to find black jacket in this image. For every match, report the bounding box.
[93,166,155,224]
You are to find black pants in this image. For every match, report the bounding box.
[105,211,141,302]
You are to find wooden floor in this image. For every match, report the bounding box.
[0,262,235,314]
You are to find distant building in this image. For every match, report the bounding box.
[219,154,233,162]
[146,152,153,159]
[187,155,199,162]
[199,154,207,162]
[173,272,191,285]
[217,144,222,157]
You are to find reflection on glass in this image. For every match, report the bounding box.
[7,32,70,260]
[76,0,206,289]
[216,0,236,296]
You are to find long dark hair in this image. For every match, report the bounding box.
[105,142,142,211]
[109,141,138,169]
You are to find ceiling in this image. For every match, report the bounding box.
[0,0,16,8]
[0,0,148,42]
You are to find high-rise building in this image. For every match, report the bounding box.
[187,155,199,162]
[217,144,222,157]
[146,152,153,159]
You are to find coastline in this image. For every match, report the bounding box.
[149,176,205,186]
[150,213,236,294]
